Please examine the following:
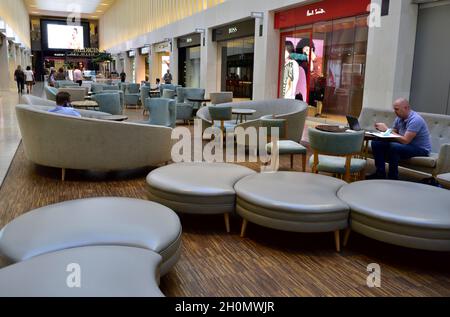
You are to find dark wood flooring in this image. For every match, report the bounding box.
[1,135,450,297]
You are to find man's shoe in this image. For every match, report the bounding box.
[366,172,386,180]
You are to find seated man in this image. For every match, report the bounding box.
[369,98,432,180]
[49,91,82,118]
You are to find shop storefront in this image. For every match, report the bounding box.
[140,46,150,81]
[178,33,201,88]
[276,0,370,118]
[128,50,136,83]
[152,41,171,83]
[213,19,255,99]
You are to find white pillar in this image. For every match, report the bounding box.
[363,0,418,110]
[0,35,11,91]
[201,28,219,95]
[171,39,179,85]
[252,12,280,101]
[135,48,146,83]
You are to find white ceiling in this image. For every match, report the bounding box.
[25,0,116,19]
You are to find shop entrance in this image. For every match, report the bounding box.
[279,15,368,121]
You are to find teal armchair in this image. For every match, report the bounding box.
[308,128,366,182]
[92,92,123,115]
[145,98,176,128]
[45,86,58,101]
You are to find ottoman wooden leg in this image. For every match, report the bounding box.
[224,213,231,233]
[343,228,352,247]
[334,230,341,252]
[302,154,307,172]
[290,155,294,169]
[62,168,66,182]
[240,219,248,238]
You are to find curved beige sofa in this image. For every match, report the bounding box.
[16,104,173,179]
[197,99,308,143]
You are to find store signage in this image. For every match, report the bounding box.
[178,33,201,48]
[275,0,371,29]
[140,46,150,55]
[154,42,170,53]
[128,50,136,57]
[213,19,255,42]
[66,48,101,57]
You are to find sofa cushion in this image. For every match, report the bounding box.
[403,153,438,168]
[0,246,164,297]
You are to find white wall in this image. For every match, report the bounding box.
[363,0,418,110]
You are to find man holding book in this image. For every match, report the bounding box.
[369,98,432,180]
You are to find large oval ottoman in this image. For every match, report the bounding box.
[0,246,164,297]
[338,180,450,251]
[0,197,182,276]
[146,163,256,232]
[235,172,349,251]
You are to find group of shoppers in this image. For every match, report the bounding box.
[14,66,35,95]
[47,65,84,88]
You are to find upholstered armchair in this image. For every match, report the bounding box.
[175,87,205,124]
[58,88,86,102]
[141,86,151,115]
[125,83,141,108]
[208,105,233,133]
[102,85,120,91]
[262,116,307,171]
[92,92,123,115]
[159,84,179,95]
[55,80,76,89]
[145,98,176,128]
[162,89,176,99]
[308,128,366,182]
[45,86,58,101]
[210,92,233,105]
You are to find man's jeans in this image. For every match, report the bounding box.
[372,141,429,180]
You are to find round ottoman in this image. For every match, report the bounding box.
[0,246,164,297]
[235,172,349,251]
[0,197,182,276]
[338,180,450,251]
[146,162,256,233]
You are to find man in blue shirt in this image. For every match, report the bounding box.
[370,98,432,180]
[49,91,82,118]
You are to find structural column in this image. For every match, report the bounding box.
[252,11,280,101]
[201,28,218,96]
[363,0,418,110]
[0,34,11,91]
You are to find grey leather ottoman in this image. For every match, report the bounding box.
[146,163,256,233]
[338,180,450,251]
[0,246,164,297]
[437,174,450,189]
[235,172,349,251]
[0,197,182,276]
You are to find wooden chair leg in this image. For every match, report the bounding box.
[240,219,248,238]
[343,228,352,247]
[290,154,294,169]
[334,230,341,252]
[61,168,66,182]
[302,154,306,172]
[224,213,231,233]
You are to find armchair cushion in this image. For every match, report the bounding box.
[267,141,307,155]
[309,155,367,175]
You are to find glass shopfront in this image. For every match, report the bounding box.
[213,20,255,99]
[276,0,370,118]
[178,34,201,88]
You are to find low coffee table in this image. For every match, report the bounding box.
[338,180,450,251]
[100,115,128,122]
[72,100,99,110]
[232,109,256,124]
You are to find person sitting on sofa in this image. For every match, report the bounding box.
[369,98,432,180]
[49,91,82,118]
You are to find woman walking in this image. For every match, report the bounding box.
[24,66,35,94]
[14,66,25,95]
